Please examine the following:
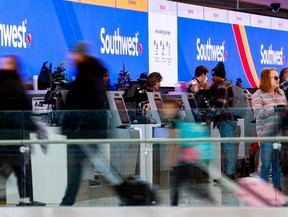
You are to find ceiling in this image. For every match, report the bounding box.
[243,0,288,9]
[169,0,288,19]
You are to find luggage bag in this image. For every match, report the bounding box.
[236,177,288,206]
[80,144,157,206]
[200,164,288,207]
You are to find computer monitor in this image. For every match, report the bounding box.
[154,97,168,123]
[146,92,167,125]
[195,89,211,109]
[106,91,131,128]
[124,81,141,99]
[162,92,200,122]
[26,90,50,112]
[114,98,130,124]
[187,93,198,110]
[124,81,148,100]
[185,93,202,122]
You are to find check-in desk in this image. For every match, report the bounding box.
[209,118,246,180]
[107,91,169,185]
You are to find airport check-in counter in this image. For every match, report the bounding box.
[4,89,248,205]
[162,92,246,181]
[7,90,165,204]
[107,90,246,185]
[107,91,168,185]
[107,91,172,185]
[106,91,141,177]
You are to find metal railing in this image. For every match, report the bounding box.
[0,136,287,145]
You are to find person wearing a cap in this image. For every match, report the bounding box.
[208,61,237,180]
[68,41,88,66]
[236,78,243,88]
[60,54,109,206]
[187,65,210,93]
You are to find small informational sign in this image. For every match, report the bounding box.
[32,97,51,112]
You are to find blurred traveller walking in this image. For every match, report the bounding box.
[60,53,109,206]
[164,99,214,206]
[0,55,48,206]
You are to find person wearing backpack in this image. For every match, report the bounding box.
[206,61,237,180]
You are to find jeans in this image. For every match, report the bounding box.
[260,143,281,190]
[219,120,237,176]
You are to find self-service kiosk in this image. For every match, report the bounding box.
[109,91,166,184]
[131,91,211,185]
[162,92,200,122]
[108,91,169,185]
[106,91,140,176]
[106,91,131,129]
[145,92,167,125]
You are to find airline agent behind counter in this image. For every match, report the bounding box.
[142,72,163,112]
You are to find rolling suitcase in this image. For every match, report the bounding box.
[200,163,288,207]
[236,177,288,206]
[80,144,157,206]
[114,175,156,206]
[232,105,288,207]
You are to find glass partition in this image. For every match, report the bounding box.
[0,108,287,207]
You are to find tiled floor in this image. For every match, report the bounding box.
[74,175,288,207]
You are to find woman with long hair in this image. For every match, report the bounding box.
[252,68,287,190]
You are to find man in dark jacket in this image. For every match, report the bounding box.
[208,61,237,180]
[60,55,109,206]
[0,55,47,206]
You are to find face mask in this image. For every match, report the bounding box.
[203,76,208,84]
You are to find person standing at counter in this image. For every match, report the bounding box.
[252,68,287,190]
[187,65,210,93]
[145,72,163,92]
[102,68,111,91]
[207,61,237,180]
[140,72,163,113]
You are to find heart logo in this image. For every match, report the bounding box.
[26,34,32,45]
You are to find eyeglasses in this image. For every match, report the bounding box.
[270,76,279,81]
